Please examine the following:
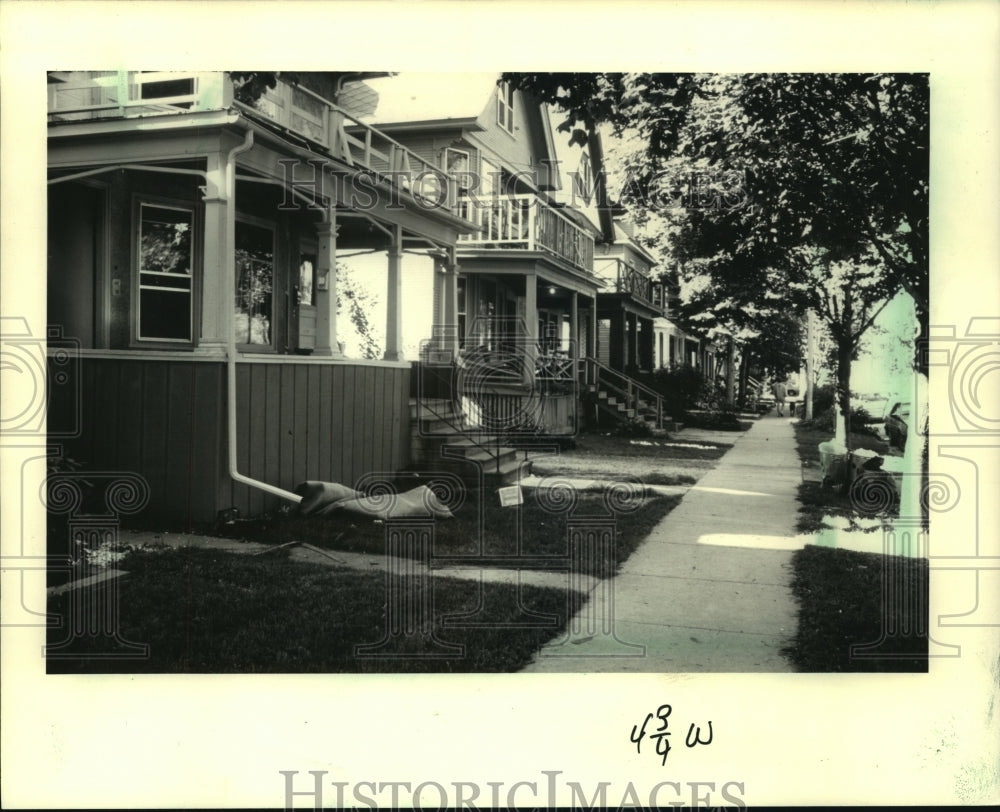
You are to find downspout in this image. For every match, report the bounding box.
[224,129,303,505]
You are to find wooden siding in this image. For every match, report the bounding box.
[50,356,412,526]
[470,87,535,178]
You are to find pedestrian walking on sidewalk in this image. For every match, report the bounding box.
[771,381,787,416]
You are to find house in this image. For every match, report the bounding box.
[46,70,476,525]
[592,218,663,374]
[338,73,670,455]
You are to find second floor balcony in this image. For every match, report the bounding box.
[47,71,458,215]
[456,193,596,275]
[595,257,662,311]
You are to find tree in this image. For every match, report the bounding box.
[229,72,299,104]
[506,72,927,445]
[503,72,928,368]
[336,262,382,360]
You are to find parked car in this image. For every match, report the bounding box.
[884,400,910,450]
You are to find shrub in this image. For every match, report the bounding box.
[812,384,836,416]
[641,364,708,419]
[682,410,746,431]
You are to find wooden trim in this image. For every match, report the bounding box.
[129,193,201,350]
[55,348,411,369]
[234,213,279,353]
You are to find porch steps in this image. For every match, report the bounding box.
[586,383,676,435]
[408,398,527,487]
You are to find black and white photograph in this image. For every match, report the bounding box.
[2,1,998,809]
[40,67,932,676]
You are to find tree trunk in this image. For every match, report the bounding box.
[804,310,815,420]
[725,337,736,408]
[737,349,751,409]
[835,335,852,450]
[898,298,929,534]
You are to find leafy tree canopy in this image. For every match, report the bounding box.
[506,72,928,386]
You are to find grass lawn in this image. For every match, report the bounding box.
[568,432,734,460]
[783,545,929,672]
[209,489,682,578]
[46,547,584,673]
[793,421,899,534]
[530,430,733,487]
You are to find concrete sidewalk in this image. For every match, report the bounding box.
[522,411,807,673]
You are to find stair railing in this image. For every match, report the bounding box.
[582,357,665,429]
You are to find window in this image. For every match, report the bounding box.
[457,276,466,350]
[298,250,315,307]
[574,151,594,204]
[235,220,275,346]
[497,82,515,133]
[445,147,470,184]
[137,203,194,342]
[138,72,196,109]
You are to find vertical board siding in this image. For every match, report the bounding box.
[317,365,333,483]
[191,362,224,522]
[140,364,170,516]
[293,364,310,483]
[263,363,282,504]
[306,365,321,480]
[50,357,412,524]
[164,363,195,521]
[339,365,355,483]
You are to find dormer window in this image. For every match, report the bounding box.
[497,82,515,134]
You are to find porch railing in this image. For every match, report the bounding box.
[47,71,229,118]
[47,71,458,215]
[580,356,665,430]
[457,193,595,274]
[595,258,655,307]
[253,82,457,213]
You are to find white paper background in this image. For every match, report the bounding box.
[2,1,998,808]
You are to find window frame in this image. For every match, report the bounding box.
[234,213,279,353]
[132,196,198,348]
[574,150,594,204]
[496,81,515,134]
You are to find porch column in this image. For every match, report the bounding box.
[200,151,230,352]
[313,213,342,357]
[524,273,538,378]
[589,299,597,360]
[640,317,654,371]
[569,291,579,362]
[384,225,404,361]
[443,252,460,355]
[431,255,446,351]
[620,312,632,372]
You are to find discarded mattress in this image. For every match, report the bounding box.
[294,481,454,519]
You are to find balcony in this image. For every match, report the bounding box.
[47,71,458,215]
[595,258,657,308]
[253,82,457,212]
[48,71,230,119]
[456,194,595,274]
